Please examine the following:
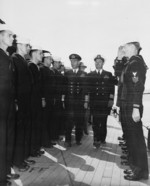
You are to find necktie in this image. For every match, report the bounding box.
[98,70,100,75]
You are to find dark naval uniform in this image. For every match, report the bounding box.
[0,49,15,185]
[122,55,149,178]
[40,64,55,146]
[28,61,42,156]
[88,69,114,143]
[113,57,128,140]
[12,53,32,166]
[53,68,66,140]
[64,69,87,144]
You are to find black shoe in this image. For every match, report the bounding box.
[121,146,127,150]
[17,163,30,172]
[121,160,129,166]
[101,141,106,144]
[93,141,101,148]
[120,155,128,160]
[124,173,149,181]
[84,131,89,135]
[64,141,72,147]
[38,150,45,155]
[30,151,41,157]
[124,169,133,174]
[76,141,82,145]
[122,150,128,154]
[7,180,11,186]
[24,159,36,165]
[59,136,64,141]
[18,166,30,172]
[83,128,89,135]
[119,143,126,147]
[7,173,20,180]
[118,136,124,141]
[51,141,57,145]
[119,141,126,145]
[1,180,12,186]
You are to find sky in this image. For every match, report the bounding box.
[0,0,150,90]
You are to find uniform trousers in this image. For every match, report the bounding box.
[91,101,110,142]
[13,93,31,166]
[52,99,64,141]
[124,103,149,175]
[41,99,54,147]
[30,99,42,155]
[0,96,14,185]
[65,99,84,143]
[119,101,127,140]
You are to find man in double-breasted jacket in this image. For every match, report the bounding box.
[64,54,88,147]
[88,55,115,148]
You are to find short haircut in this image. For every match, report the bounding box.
[127,41,142,54]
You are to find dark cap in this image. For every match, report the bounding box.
[94,54,105,62]
[69,54,82,61]
[79,62,87,68]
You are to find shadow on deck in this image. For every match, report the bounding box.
[11,115,150,186]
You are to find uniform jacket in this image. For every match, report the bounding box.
[53,69,66,102]
[0,48,15,181]
[64,69,88,103]
[0,49,14,100]
[40,65,55,102]
[12,53,32,100]
[28,61,42,105]
[122,55,147,106]
[88,69,114,107]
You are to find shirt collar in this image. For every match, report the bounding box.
[96,69,103,74]
[73,69,78,73]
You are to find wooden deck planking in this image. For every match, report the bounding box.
[29,130,93,186]
[10,115,150,186]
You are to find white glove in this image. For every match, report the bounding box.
[132,108,140,123]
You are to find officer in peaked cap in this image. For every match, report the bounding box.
[69,53,82,61]
[94,54,105,62]
[87,54,115,148]
[64,54,88,147]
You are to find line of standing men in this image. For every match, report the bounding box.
[0,23,116,185]
[113,42,149,181]
[0,23,66,186]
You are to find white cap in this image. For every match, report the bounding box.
[31,45,43,51]
[0,24,13,32]
[43,52,51,57]
[17,36,30,44]
[52,56,61,62]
